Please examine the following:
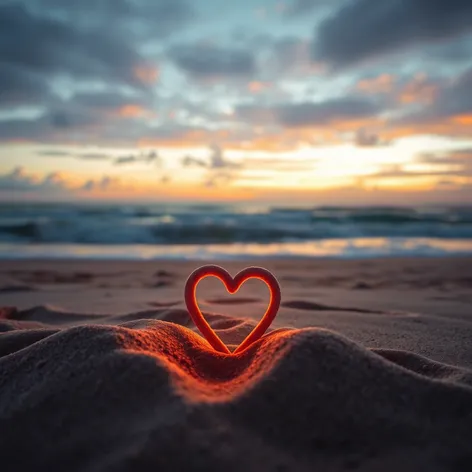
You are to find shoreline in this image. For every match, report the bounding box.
[1,236,472,261]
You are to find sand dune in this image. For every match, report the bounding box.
[1,304,472,471]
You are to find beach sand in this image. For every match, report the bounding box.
[1,257,471,471]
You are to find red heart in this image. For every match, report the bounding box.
[185,265,281,354]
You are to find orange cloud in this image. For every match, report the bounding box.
[356,74,395,94]
[453,114,472,125]
[138,120,374,152]
[116,104,152,118]
[397,73,438,105]
[384,114,472,140]
[248,81,272,93]
[134,65,160,84]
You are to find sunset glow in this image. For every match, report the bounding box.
[1,0,471,205]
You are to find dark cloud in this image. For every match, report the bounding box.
[0,0,191,110]
[0,165,125,196]
[369,164,454,180]
[203,146,242,187]
[47,108,98,130]
[37,149,111,160]
[263,36,314,78]
[27,0,193,39]
[0,117,44,141]
[182,155,207,168]
[76,152,110,161]
[313,0,472,66]
[237,96,381,128]
[182,145,240,169]
[355,128,390,147]
[114,150,161,166]
[432,67,472,118]
[393,67,472,129]
[285,0,336,17]
[208,145,240,169]
[37,150,72,157]
[0,64,50,107]
[146,151,160,164]
[427,36,472,63]
[169,43,256,79]
[418,149,472,176]
[180,145,241,186]
[37,147,162,164]
[0,166,67,193]
[0,4,144,88]
[80,176,121,192]
[0,87,153,142]
[278,97,380,127]
[370,148,472,180]
[114,155,138,165]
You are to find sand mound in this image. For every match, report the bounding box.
[1,306,471,471]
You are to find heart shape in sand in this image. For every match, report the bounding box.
[185,265,281,354]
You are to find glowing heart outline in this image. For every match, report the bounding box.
[184,265,281,354]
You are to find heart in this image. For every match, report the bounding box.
[184,265,281,354]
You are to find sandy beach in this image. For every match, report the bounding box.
[1,257,471,471]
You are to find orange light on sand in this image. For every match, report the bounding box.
[185,265,281,355]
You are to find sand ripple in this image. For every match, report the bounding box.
[1,306,471,471]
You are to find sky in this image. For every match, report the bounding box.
[0,0,472,205]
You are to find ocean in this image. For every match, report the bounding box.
[1,202,472,260]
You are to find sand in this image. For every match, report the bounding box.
[0,257,472,471]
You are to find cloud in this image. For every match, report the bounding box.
[0,0,191,112]
[37,150,72,157]
[182,145,240,170]
[313,0,472,67]
[202,146,243,187]
[237,96,381,128]
[355,128,390,147]
[37,149,112,160]
[263,36,318,78]
[278,97,381,127]
[368,148,472,181]
[284,0,336,17]
[26,0,193,39]
[182,155,208,168]
[418,148,472,176]
[0,166,68,193]
[203,171,234,188]
[114,156,139,166]
[80,176,122,192]
[0,165,126,197]
[69,91,149,112]
[169,43,257,80]
[356,74,395,95]
[0,4,144,90]
[208,145,240,169]
[76,153,110,161]
[390,67,472,137]
[114,150,161,166]
[180,145,241,186]
[0,86,156,143]
[0,63,50,107]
